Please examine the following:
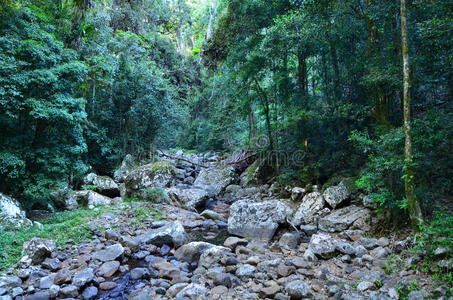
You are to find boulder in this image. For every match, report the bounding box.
[0,193,32,229]
[362,195,378,209]
[291,187,306,201]
[323,181,351,209]
[279,232,300,249]
[239,161,261,187]
[292,192,326,226]
[22,238,56,264]
[228,200,293,241]
[165,187,209,210]
[193,166,235,197]
[124,161,175,198]
[174,242,216,263]
[134,221,188,247]
[83,173,119,197]
[64,190,89,210]
[318,205,371,232]
[86,191,112,209]
[113,154,136,182]
[308,233,337,259]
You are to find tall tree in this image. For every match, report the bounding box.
[400,0,423,226]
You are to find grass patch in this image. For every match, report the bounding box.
[129,205,163,227]
[410,211,453,288]
[0,208,112,272]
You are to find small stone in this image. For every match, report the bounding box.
[97,261,120,277]
[72,267,94,288]
[371,246,389,259]
[214,273,239,288]
[245,256,260,265]
[12,287,23,297]
[39,274,56,289]
[279,233,300,249]
[434,247,447,258]
[48,285,60,298]
[99,281,117,290]
[166,283,188,298]
[54,268,72,285]
[105,229,120,240]
[277,264,295,277]
[81,286,98,299]
[235,264,256,278]
[260,284,281,297]
[377,237,390,247]
[130,268,150,280]
[223,237,248,250]
[175,283,207,300]
[41,258,61,271]
[23,291,50,300]
[285,280,312,299]
[93,244,124,262]
[158,244,171,256]
[291,257,310,268]
[59,285,79,298]
[357,281,375,292]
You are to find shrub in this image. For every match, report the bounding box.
[141,187,168,203]
[411,212,453,288]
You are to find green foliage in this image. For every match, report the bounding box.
[350,109,453,216]
[411,212,453,287]
[0,6,88,208]
[141,188,168,203]
[0,208,111,271]
[396,280,420,300]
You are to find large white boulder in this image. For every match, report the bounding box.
[0,193,32,229]
[323,181,351,209]
[228,200,293,241]
[318,205,371,232]
[83,173,119,197]
[292,192,326,226]
[165,187,209,210]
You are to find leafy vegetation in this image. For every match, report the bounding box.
[0,208,111,271]
[411,212,453,289]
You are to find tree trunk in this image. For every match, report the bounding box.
[206,0,218,41]
[401,0,423,226]
[367,0,389,130]
[298,49,308,97]
[254,78,274,152]
[330,43,341,100]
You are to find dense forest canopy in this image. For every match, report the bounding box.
[1,0,452,223]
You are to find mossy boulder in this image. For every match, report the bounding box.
[124,161,175,198]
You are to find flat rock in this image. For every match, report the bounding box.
[318,205,370,233]
[134,221,188,247]
[93,244,124,262]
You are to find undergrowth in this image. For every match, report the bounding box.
[0,208,112,272]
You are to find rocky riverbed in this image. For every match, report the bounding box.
[0,151,447,299]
